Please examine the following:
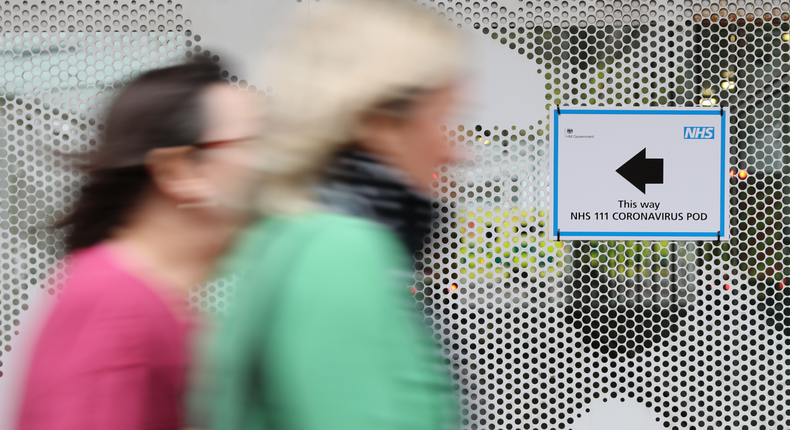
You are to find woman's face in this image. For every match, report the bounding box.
[193,84,263,222]
[361,84,460,193]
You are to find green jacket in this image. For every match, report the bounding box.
[207,212,456,430]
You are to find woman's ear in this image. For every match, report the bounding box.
[355,110,404,158]
[145,147,214,205]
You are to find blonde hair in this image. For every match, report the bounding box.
[254,0,463,215]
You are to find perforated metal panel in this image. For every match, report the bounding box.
[415,2,790,430]
[2,1,790,430]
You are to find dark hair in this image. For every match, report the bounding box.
[58,56,224,253]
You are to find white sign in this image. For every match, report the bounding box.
[549,106,730,241]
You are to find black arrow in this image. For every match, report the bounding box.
[616,148,663,194]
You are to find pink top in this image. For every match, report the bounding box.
[17,245,193,430]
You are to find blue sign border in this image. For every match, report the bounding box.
[552,108,727,240]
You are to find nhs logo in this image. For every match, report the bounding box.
[684,127,715,139]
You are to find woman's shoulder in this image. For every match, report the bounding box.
[55,245,131,302]
[37,246,181,363]
[244,211,403,255]
[56,245,177,319]
[260,210,389,234]
[223,211,408,285]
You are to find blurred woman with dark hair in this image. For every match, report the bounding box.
[16,57,261,430]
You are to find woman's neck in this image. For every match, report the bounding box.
[104,194,240,298]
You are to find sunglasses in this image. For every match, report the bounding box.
[193,136,256,150]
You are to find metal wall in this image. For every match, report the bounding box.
[1,1,789,430]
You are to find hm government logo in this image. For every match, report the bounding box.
[684,126,715,139]
[564,127,594,139]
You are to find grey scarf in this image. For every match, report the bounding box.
[316,148,433,256]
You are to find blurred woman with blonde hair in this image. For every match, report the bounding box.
[210,1,464,429]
